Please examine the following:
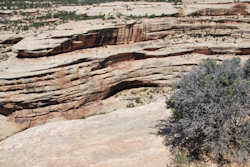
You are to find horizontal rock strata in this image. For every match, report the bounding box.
[1,40,249,128]
[1,1,250,130]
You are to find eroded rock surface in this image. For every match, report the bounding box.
[0,99,173,167]
[11,2,250,58]
[0,115,23,141]
[0,1,250,135]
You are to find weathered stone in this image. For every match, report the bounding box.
[1,39,249,128]
[0,99,173,167]
[59,2,179,17]
[0,1,250,166]
[0,114,23,141]
[1,0,250,130]
[0,34,23,44]
[12,2,250,58]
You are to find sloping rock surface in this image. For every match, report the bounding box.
[0,115,22,141]
[0,99,172,167]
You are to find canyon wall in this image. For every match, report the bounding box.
[0,2,250,130]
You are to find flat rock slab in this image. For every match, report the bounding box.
[0,99,172,167]
[58,2,178,17]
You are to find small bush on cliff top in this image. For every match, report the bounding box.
[158,58,250,165]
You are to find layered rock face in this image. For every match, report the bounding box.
[13,20,145,58]
[0,1,250,134]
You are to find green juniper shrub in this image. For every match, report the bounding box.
[157,58,250,165]
[126,103,135,108]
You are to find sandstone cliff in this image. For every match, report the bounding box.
[0,1,250,139]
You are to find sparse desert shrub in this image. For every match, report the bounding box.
[158,58,250,165]
[0,0,181,10]
[126,103,135,108]
[135,97,143,104]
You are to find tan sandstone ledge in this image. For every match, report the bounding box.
[0,99,175,167]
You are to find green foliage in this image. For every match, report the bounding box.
[173,150,190,165]
[126,103,135,108]
[0,0,182,31]
[0,0,182,10]
[1,9,106,32]
[135,97,143,104]
[158,58,250,166]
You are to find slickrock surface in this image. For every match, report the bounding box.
[66,2,178,17]
[0,99,174,167]
[0,115,22,141]
[1,1,250,139]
